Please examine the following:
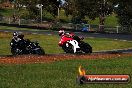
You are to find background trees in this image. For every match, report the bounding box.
[11,0,61,20]
[112,0,132,31]
[64,0,131,31]
[0,0,132,31]
[64,0,113,31]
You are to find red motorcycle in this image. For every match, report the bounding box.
[58,33,92,54]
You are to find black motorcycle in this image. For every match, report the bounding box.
[10,39,45,55]
[25,40,45,55]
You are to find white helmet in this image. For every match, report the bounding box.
[59,30,65,36]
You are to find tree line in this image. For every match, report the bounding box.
[0,0,132,31]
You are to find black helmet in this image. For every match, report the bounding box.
[13,32,18,37]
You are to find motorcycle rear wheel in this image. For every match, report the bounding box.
[79,41,92,54]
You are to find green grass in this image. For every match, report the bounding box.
[105,14,119,27]
[0,32,132,55]
[88,14,119,27]
[86,38,132,51]
[0,56,132,88]
[0,8,14,17]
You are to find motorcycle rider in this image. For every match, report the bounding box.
[13,32,19,41]
[10,32,20,47]
[10,32,26,53]
[58,30,73,46]
[11,32,25,43]
[58,29,83,46]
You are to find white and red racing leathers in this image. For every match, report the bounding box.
[58,34,74,46]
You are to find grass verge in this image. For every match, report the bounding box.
[0,56,132,88]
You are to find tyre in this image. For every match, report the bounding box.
[80,41,92,54]
[11,48,22,55]
[33,47,45,55]
[62,43,74,53]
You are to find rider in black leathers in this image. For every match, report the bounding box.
[10,32,27,54]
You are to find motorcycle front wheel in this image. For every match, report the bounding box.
[33,48,45,55]
[11,48,23,55]
[62,43,74,53]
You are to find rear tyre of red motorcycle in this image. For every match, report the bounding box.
[80,42,92,54]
